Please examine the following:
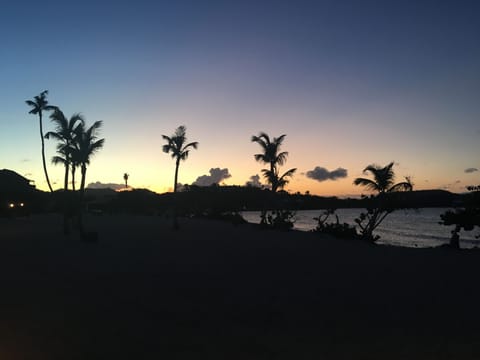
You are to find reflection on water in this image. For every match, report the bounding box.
[241,208,479,248]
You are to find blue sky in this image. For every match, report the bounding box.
[1,0,479,195]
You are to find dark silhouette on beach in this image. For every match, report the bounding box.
[162,125,198,229]
[45,108,84,191]
[25,90,57,192]
[251,132,296,192]
[162,125,198,193]
[441,185,480,248]
[353,162,413,241]
[44,105,105,237]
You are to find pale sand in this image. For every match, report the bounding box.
[1,213,479,359]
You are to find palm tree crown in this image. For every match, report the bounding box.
[251,132,289,171]
[26,90,57,192]
[162,125,198,193]
[353,162,413,194]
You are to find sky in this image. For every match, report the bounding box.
[1,0,479,196]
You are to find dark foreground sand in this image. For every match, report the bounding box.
[1,214,479,359]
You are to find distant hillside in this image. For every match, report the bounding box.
[384,189,462,208]
[0,169,37,196]
[90,186,465,215]
[0,169,467,214]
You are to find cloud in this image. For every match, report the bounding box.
[465,167,478,174]
[245,174,262,187]
[87,181,126,190]
[306,166,348,182]
[192,168,231,186]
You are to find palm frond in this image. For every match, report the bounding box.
[51,156,67,165]
[273,134,286,145]
[353,177,381,192]
[388,179,413,192]
[183,141,198,151]
[275,151,289,166]
[44,131,62,141]
[251,133,269,149]
[280,168,297,179]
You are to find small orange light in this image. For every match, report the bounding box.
[9,203,15,208]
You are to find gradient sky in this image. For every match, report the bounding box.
[1,0,479,196]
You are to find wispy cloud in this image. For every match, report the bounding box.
[193,168,231,186]
[465,167,478,173]
[306,166,348,182]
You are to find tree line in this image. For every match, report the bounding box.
[28,90,477,246]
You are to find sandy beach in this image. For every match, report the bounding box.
[1,213,479,359]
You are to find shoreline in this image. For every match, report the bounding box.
[242,208,480,249]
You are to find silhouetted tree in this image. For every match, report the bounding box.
[124,173,129,189]
[25,90,57,192]
[45,109,84,191]
[251,132,296,192]
[73,120,105,196]
[162,125,198,193]
[440,185,480,249]
[353,162,413,241]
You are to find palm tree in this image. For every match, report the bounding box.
[25,90,57,192]
[251,132,296,192]
[162,125,198,193]
[123,173,129,189]
[73,120,105,195]
[45,109,84,191]
[353,162,413,241]
[69,120,104,237]
[353,162,412,194]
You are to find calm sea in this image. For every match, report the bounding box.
[241,208,479,249]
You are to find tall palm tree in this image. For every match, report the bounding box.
[73,120,105,195]
[251,132,296,192]
[353,162,413,241]
[162,125,198,193]
[45,109,84,191]
[123,173,129,189]
[25,90,57,192]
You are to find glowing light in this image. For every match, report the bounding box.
[9,203,14,208]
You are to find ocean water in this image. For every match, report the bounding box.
[241,208,480,249]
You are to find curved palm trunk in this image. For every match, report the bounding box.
[78,164,88,236]
[172,158,181,229]
[174,158,180,193]
[64,162,70,191]
[71,165,76,191]
[39,111,54,192]
[270,162,277,192]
